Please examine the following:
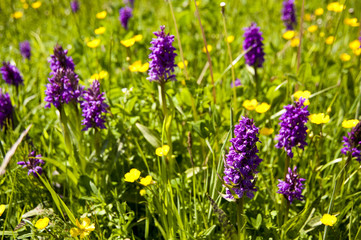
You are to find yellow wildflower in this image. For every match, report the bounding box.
[178,60,188,69]
[96,11,107,19]
[70,217,95,239]
[255,102,271,113]
[242,99,258,111]
[327,2,344,12]
[202,44,212,53]
[340,53,351,62]
[124,168,141,182]
[87,39,101,48]
[309,113,330,124]
[260,128,274,136]
[342,119,359,128]
[90,70,108,82]
[290,38,300,47]
[0,204,5,216]
[344,18,360,27]
[31,1,41,9]
[23,3,29,9]
[307,25,318,33]
[156,145,170,157]
[94,27,106,35]
[128,61,149,72]
[121,38,135,47]
[227,35,235,43]
[320,214,337,226]
[12,11,23,19]
[283,30,295,40]
[319,32,325,38]
[35,217,49,230]
[293,90,311,105]
[325,36,334,45]
[133,34,143,42]
[349,40,360,50]
[304,13,312,22]
[140,189,146,196]
[314,8,324,16]
[140,176,153,186]
[353,48,361,56]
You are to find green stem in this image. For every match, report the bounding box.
[159,83,173,165]
[254,65,258,96]
[237,198,245,240]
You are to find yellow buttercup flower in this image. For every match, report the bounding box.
[319,32,325,38]
[12,11,23,19]
[70,217,95,239]
[31,1,41,9]
[178,60,188,69]
[349,40,360,50]
[307,25,318,33]
[0,204,5,216]
[242,99,258,111]
[290,38,300,47]
[121,38,135,47]
[340,53,351,62]
[293,90,311,105]
[325,36,335,45]
[342,119,359,128]
[94,27,106,35]
[283,30,295,40]
[304,13,312,22]
[96,11,107,19]
[124,168,141,182]
[140,176,153,186]
[128,61,149,72]
[227,35,235,43]
[320,214,337,226]
[23,3,29,9]
[309,113,330,124]
[140,189,146,196]
[314,8,324,16]
[260,128,274,136]
[90,70,108,82]
[87,39,101,48]
[35,217,49,229]
[344,18,360,27]
[156,145,170,157]
[353,48,361,56]
[255,102,271,113]
[327,2,344,12]
[202,44,212,53]
[133,34,143,42]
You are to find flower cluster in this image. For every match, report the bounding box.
[341,121,361,162]
[45,45,83,109]
[20,41,31,60]
[70,217,95,239]
[17,151,44,177]
[277,166,305,203]
[80,80,108,131]
[147,26,177,83]
[119,7,132,30]
[0,89,13,130]
[223,117,263,200]
[243,23,265,68]
[1,62,24,86]
[281,0,297,30]
[71,0,80,13]
[275,98,309,158]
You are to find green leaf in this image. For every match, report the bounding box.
[136,123,161,148]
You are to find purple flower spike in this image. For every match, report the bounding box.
[0,89,13,130]
[119,7,132,30]
[243,23,265,68]
[0,62,24,86]
[17,151,44,177]
[282,0,297,30]
[45,45,83,109]
[80,80,108,131]
[341,121,361,162]
[277,166,305,203]
[223,117,263,200]
[231,78,242,88]
[71,0,80,13]
[147,26,177,83]
[275,98,309,158]
[20,41,31,60]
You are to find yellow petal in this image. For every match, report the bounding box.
[121,38,135,47]
[140,176,153,186]
[23,3,29,9]
[325,36,335,45]
[340,53,351,62]
[242,99,258,111]
[314,8,324,16]
[283,30,295,40]
[0,205,5,216]
[349,40,360,50]
[309,113,330,124]
[12,11,23,19]
[307,25,318,33]
[177,60,188,69]
[87,39,101,48]
[139,63,149,72]
[35,217,50,230]
[255,102,271,113]
[260,128,274,136]
[31,1,42,9]
[156,145,170,156]
[94,27,106,35]
[342,119,359,128]
[321,214,337,226]
[124,168,141,182]
[290,38,300,47]
[202,45,212,53]
[133,34,143,42]
[140,189,146,196]
[227,35,235,43]
[304,13,311,22]
[70,227,80,237]
[96,11,107,19]
[353,48,361,56]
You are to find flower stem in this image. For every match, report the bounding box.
[296,0,305,72]
[159,83,173,161]
[237,198,245,240]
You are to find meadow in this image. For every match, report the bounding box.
[1,0,361,239]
